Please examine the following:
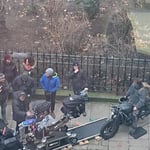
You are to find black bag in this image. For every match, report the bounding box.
[62,96,85,118]
[32,100,51,115]
[0,136,23,150]
[63,95,85,109]
[0,119,23,150]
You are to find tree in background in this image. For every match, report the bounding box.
[0,0,7,34]
[105,0,136,57]
[0,0,137,57]
[76,0,100,20]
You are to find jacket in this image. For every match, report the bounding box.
[126,82,140,105]
[69,69,87,93]
[136,87,150,109]
[2,61,18,83]
[0,79,9,104]
[40,72,60,92]
[12,91,29,122]
[12,74,36,95]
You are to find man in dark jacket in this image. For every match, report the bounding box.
[12,91,32,132]
[12,72,36,97]
[40,68,60,118]
[69,62,87,95]
[2,54,18,85]
[0,73,9,124]
[133,82,150,111]
[127,80,150,132]
[126,78,143,106]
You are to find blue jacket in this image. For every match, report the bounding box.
[40,72,60,92]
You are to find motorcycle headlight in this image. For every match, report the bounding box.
[111,111,114,115]
[111,107,115,112]
[111,107,116,115]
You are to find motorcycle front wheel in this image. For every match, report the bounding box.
[100,119,119,140]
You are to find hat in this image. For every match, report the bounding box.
[72,62,79,66]
[19,91,26,98]
[4,54,11,61]
[45,68,54,76]
[142,82,150,88]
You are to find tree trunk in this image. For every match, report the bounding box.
[0,0,7,34]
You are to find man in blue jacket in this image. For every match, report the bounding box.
[40,68,60,118]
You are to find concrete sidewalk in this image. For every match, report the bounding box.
[3,100,150,150]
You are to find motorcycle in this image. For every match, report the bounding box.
[100,97,150,140]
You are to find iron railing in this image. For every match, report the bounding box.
[0,50,150,95]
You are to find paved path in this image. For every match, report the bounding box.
[1,100,150,150]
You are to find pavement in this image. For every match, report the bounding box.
[1,99,150,150]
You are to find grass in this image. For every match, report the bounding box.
[35,88,120,102]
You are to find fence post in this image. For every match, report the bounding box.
[116,57,121,95]
[142,58,147,80]
[110,57,114,92]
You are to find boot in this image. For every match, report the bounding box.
[3,119,8,125]
[50,112,56,119]
[82,112,87,117]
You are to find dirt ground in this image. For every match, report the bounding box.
[0,0,50,51]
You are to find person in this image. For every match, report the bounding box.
[125,78,143,130]
[69,62,87,95]
[1,54,18,90]
[125,78,143,106]
[12,72,36,97]
[0,73,9,125]
[133,82,150,111]
[12,91,32,132]
[22,56,36,76]
[40,68,60,118]
[127,81,150,132]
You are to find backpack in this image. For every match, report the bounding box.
[0,119,23,150]
[32,100,51,115]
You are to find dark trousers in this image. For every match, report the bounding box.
[45,91,56,113]
[0,101,7,121]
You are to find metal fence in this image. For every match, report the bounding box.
[0,50,150,95]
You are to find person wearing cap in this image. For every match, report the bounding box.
[0,73,9,124]
[1,54,18,85]
[40,68,60,118]
[69,62,87,95]
[12,91,32,132]
[12,72,36,97]
[125,78,143,105]
[133,82,150,111]
[128,81,150,131]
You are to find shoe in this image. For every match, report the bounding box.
[4,119,8,125]
[51,112,56,119]
[129,128,136,136]
[82,112,87,117]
